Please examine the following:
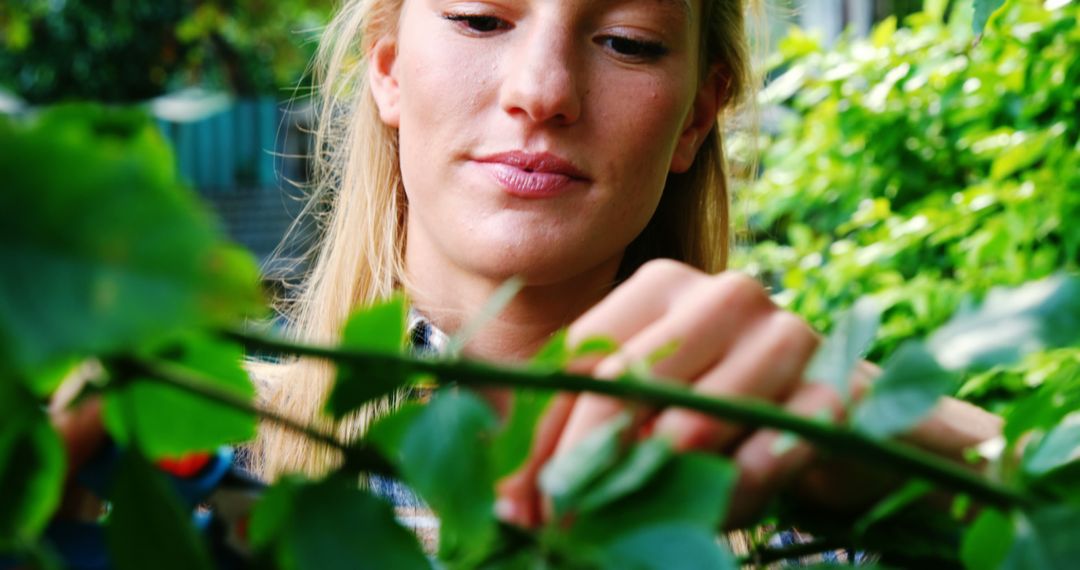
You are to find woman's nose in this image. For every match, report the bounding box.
[498,24,583,126]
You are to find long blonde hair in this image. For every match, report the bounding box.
[253,0,757,480]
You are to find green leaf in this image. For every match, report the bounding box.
[492,388,555,478]
[529,329,572,372]
[1022,412,1080,478]
[990,129,1057,180]
[105,449,213,570]
[852,341,956,438]
[962,509,1013,570]
[369,391,498,565]
[529,331,618,373]
[1002,506,1080,569]
[599,523,736,570]
[102,336,256,459]
[0,383,65,545]
[0,105,262,377]
[576,437,673,514]
[566,453,737,546]
[574,336,619,359]
[494,332,621,478]
[248,476,431,570]
[326,295,411,418]
[854,480,934,537]
[928,275,1080,372]
[806,297,881,402]
[973,0,1006,34]
[1003,387,1071,444]
[539,414,631,516]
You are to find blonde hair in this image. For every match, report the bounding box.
[253,0,757,479]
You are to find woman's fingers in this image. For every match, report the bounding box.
[498,262,830,529]
[556,270,776,457]
[565,259,702,349]
[653,310,820,451]
[724,382,844,528]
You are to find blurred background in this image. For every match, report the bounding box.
[2,0,1077,411]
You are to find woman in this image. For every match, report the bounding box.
[252,0,1001,533]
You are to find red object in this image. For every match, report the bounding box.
[157,452,213,478]
[236,515,249,541]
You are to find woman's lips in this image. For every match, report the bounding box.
[473,151,588,198]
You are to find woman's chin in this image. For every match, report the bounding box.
[456,244,622,288]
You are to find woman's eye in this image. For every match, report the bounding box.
[444,14,508,33]
[599,36,669,61]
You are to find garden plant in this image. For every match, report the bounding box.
[2,0,1079,568]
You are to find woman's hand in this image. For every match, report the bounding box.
[495,259,1001,528]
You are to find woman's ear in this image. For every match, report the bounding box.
[670,64,728,174]
[368,36,401,127]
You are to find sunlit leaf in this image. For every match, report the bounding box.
[973,0,1006,34]
[852,341,956,438]
[1022,412,1080,478]
[990,128,1059,180]
[0,105,262,377]
[574,336,619,359]
[325,295,412,418]
[928,275,1080,372]
[529,331,618,374]
[105,449,213,570]
[102,336,255,459]
[529,329,572,372]
[248,476,430,570]
[807,297,881,402]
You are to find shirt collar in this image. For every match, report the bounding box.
[406,308,450,356]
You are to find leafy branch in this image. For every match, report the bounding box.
[123,357,397,476]
[222,328,1032,510]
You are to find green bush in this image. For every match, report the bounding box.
[736,0,1079,414]
[0,0,330,102]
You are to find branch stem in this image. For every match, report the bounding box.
[224,329,1031,510]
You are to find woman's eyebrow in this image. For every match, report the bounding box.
[666,0,692,22]
[591,0,691,21]
[613,0,692,24]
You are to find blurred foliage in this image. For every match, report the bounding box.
[735,0,1079,413]
[0,0,330,102]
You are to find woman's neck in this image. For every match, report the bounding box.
[404,258,619,364]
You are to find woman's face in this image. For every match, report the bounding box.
[370,0,719,285]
